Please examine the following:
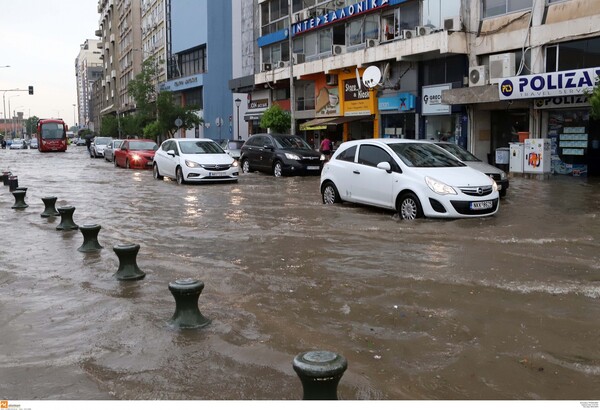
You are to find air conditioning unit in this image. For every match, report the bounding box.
[489,52,516,83]
[366,38,378,48]
[325,74,338,86]
[293,53,305,64]
[401,29,416,40]
[261,62,272,72]
[275,61,288,68]
[416,26,433,36]
[444,16,462,32]
[332,44,346,55]
[468,65,488,87]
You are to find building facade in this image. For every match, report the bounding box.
[235,0,599,177]
[75,39,103,132]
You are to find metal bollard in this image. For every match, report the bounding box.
[40,196,60,217]
[77,224,103,253]
[56,206,79,230]
[2,171,12,186]
[11,189,28,209]
[8,175,18,191]
[168,279,211,329]
[113,243,146,281]
[292,351,348,400]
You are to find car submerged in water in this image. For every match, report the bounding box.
[320,139,500,220]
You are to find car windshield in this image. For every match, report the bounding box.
[390,143,465,168]
[40,123,64,140]
[178,140,225,154]
[436,143,480,162]
[95,137,112,145]
[129,141,158,151]
[273,136,311,149]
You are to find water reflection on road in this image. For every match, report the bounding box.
[1,147,599,400]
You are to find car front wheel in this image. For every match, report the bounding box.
[153,163,164,180]
[397,193,423,220]
[176,167,185,185]
[241,158,251,173]
[321,182,340,204]
[273,161,283,177]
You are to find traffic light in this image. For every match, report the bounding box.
[28,86,34,95]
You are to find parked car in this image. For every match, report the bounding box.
[75,138,87,146]
[9,139,25,150]
[91,136,113,158]
[320,139,500,220]
[29,138,38,149]
[153,138,239,184]
[219,139,245,160]
[104,139,123,162]
[240,133,324,177]
[434,141,509,197]
[114,139,158,169]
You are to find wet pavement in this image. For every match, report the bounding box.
[0,146,599,400]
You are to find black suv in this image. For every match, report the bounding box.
[240,134,324,177]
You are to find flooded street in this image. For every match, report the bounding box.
[1,146,599,400]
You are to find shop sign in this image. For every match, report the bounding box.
[344,78,372,116]
[160,74,202,92]
[249,99,268,110]
[533,95,589,109]
[378,93,415,111]
[292,0,392,36]
[316,86,340,117]
[422,84,451,115]
[499,67,600,100]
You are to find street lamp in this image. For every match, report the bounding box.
[72,103,77,129]
[235,98,241,140]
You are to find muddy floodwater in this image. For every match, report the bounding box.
[1,147,599,400]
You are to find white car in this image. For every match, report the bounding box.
[434,141,509,197]
[320,139,499,220]
[10,139,25,149]
[153,138,239,184]
[91,136,113,158]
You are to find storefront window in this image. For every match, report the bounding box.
[381,113,416,139]
[423,114,462,143]
[490,110,528,152]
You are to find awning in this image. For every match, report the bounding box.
[299,115,373,131]
[244,108,266,121]
[299,118,330,131]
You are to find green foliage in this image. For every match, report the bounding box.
[99,115,119,137]
[24,116,39,137]
[142,121,161,139]
[260,104,291,133]
[155,91,203,140]
[78,129,93,138]
[588,84,600,120]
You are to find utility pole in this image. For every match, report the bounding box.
[288,0,295,135]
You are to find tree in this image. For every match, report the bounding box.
[24,116,39,137]
[127,58,202,142]
[99,115,119,138]
[260,104,291,133]
[589,83,600,120]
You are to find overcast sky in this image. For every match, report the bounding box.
[0,0,99,127]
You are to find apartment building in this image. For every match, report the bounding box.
[75,40,103,132]
[236,0,600,177]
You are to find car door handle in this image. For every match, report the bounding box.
[353,170,360,174]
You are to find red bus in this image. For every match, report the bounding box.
[37,118,68,152]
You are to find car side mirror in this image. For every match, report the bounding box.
[166,149,175,157]
[377,161,392,174]
[263,144,274,151]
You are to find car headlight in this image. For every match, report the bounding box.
[185,160,201,168]
[425,176,457,195]
[500,171,506,179]
[131,154,141,161]
[490,176,498,192]
[320,154,327,161]
[284,152,301,160]
[232,160,239,167]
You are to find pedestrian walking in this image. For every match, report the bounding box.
[320,136,333,160]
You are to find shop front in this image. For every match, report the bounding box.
[421,84,467,147]
[378,93,417,139]
[245,90,270,135]
[499,67,600,177]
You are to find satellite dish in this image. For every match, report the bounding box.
[362,65,382,89]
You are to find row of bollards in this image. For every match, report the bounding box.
[2,168,348,399]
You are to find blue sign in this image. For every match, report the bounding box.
[378,93,415,111]
[499,67,600,100]
[293,0,390,36]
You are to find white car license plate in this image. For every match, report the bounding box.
[306,166,320,170]
[147,161,153,166]
[470,200,493,210]
[209,171,226,177]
